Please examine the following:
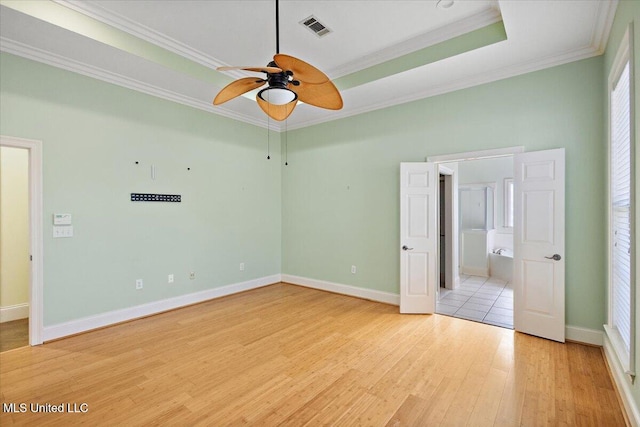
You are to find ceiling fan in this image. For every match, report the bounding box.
[212,0,343,121]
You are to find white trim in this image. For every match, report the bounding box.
[604,333,640,427]
[0,26,611,134]
[327,8,503,78]
[428,147,524,163]
[0,38,281,132]
[591,0,619,55]
[460,266,489,278]
[0,303,29,323]
[287,45,605,131]
[281,274,400,306]
[0,135,44,346]
[565,325,604,346]
[53,0,239,76]
[606,23,636,378]
[43,274,281,342]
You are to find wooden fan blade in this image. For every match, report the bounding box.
[217,66,283,74]
[213,77,266,105]
[256,96,298,121]
[273,54,328,84]
[291,80,343,110]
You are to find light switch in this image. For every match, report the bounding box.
[53,226,73,238]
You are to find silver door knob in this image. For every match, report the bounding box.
[402,245,414,251]
[545,254,562,261]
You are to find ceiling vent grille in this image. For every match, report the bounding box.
[300,15,332,37]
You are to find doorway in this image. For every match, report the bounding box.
[436,156,514,329]
[400,147,566,342]
[1,146,30,351]
[0,136,44,347]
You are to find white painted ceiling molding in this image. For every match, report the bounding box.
[0,0,619,132]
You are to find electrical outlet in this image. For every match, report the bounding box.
[240,262,245,271]
[351,265,357,274]
[189,271,195,280]
[168,274,174,284]
[136,279,143,290]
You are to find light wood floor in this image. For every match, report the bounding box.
[0,283,627,426]
[0,318,29,353]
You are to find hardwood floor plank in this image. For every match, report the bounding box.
[0,283,628,426]
[0,319,29,353]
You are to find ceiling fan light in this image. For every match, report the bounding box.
[258,87,297,105]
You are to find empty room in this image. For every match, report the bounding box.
[0,0,638,425]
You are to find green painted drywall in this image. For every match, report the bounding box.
[603,0,640,413]
[282,56,605,331]
[0,53,282,325]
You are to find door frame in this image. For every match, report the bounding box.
[427,146,524,314]
[1,135,44,346]
[438,164,458,290]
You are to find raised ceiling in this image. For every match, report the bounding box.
[0,0,617,130]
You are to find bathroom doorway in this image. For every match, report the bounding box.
[435,156,515,329]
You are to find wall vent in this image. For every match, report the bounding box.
[300,15,332,37]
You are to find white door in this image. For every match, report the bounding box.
[400,162,437,313]
[513,148,565,342]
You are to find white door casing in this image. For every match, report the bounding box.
[0,135,44,345]
[400,162,437,314]
[513,148,565,342]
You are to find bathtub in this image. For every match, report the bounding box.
[489,250,513,282]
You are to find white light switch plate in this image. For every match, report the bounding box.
[53,225,73,238]
[53,213,72,225]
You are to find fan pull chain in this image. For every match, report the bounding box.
[284,119,288,166]
[266,104,271,160]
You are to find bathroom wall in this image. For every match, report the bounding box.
[456,157,514,251]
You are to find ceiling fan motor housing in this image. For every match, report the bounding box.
[257,62,299,105]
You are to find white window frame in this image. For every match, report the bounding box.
[604,24,636,378]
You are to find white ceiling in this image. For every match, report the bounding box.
[0,0,617,130]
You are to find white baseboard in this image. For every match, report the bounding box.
[565,325,604,346]
[43,275,281,342]
[603,334,640,426]
[461,266,489,277]
[281,274,400,306]
[0,303,29,323]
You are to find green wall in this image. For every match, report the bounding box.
[0,23,617,335]
[0,53,282,325]
[282,56,605,330]
[603,0,640,413]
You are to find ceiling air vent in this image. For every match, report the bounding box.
[300,15,332,37]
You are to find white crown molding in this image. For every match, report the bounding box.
[590,0,619,55]
[53,0,248,80]
[1,33,602,133]
[43,274,281,342]
[286,43,602,131]
[328,7,503,79]
[0,37,284,131]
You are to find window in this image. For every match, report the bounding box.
[504,178,514,228]
[605,26,635,376]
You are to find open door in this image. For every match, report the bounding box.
[513,148,565,342]
[400,162,437,313]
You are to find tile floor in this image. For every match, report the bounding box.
[436,275,513,329]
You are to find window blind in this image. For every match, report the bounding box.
[611,61,631,353]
